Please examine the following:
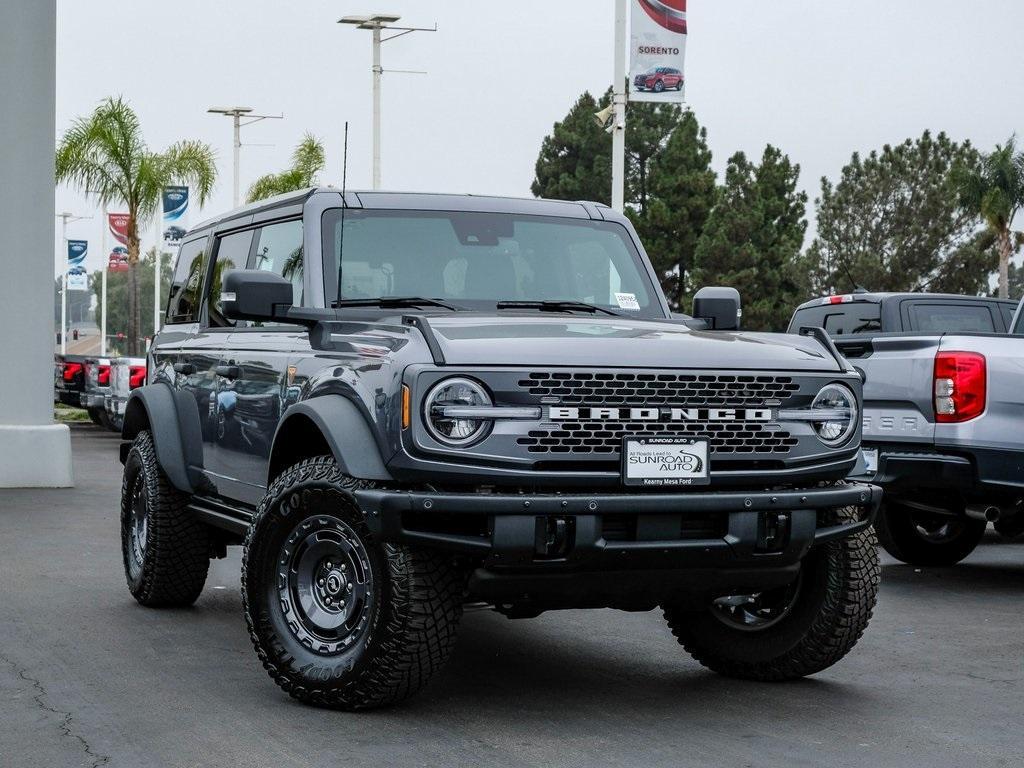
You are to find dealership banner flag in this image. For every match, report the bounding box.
[67,239,88,290]
[108,213,129,246]
[629,0,687,103]
[162,186,189,244]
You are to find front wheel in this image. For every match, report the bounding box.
[663,506,879,681]
[242,456,465,709]
[653,79,665,93]
[874,500,985,566]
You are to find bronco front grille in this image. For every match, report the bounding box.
[517,372,799,407]
[517,420,797,455]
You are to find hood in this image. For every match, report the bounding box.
[422,315,841,372]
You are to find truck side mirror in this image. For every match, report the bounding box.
[692,287,741,331]
[221,269,294,324]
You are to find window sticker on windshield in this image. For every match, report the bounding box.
[615,292,640,311]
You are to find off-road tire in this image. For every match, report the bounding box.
[663,504,880,681]
[120,430,210,606]
[242,456,465,710]
[874,500,985,566]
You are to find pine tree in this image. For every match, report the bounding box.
[691,146,808,331]
[804,131,980,295]
[531,92,611,204]
[630,111,716,310]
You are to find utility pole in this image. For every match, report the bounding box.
[339,14,436,189]
[611,0,627,212]
[208,107,283,207]
[100,203,107,356]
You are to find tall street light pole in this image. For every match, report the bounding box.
[611,0,627,212]
[338,14,437,190]
[208,107,283,207]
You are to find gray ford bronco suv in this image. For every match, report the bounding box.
[119,188,881,709]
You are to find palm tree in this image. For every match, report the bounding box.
[56,96,217,354]
[247,133,325,203]
[954,135,1024,298]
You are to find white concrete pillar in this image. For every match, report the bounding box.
[0,0,72,487]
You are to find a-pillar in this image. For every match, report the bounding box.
[0,0,73,487]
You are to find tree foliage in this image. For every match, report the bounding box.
[55,96,217,354]
[953,135,1024,298]
[89,248,173,355]
[691,146,807,331]
[803,131,980,296]
[247,133,326,203]
[531,92,612,204]
[629,111,716,309]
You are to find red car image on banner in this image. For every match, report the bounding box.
[629,0,687,102]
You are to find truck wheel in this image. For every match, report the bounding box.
[88,407,111,429]
[663,505,879,681]
[120,430,210,606]
[874,501,985,566]
[242,456,464,710]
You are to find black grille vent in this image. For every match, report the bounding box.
[517,372,799,406]
[517,421,797,455]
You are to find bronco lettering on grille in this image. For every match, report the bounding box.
[547,407,773,422]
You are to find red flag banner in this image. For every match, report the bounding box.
[108,213,130,246]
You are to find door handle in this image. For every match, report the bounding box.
[173,363,195,375]
[214,365,240,380]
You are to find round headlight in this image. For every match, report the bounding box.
[810,383,858,446]
[424,377,492,446]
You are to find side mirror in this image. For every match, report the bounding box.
[221,269,294,324]
[692,287,741,331]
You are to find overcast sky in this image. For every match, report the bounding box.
[55,0,1024,276]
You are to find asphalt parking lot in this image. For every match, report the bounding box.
[1,425,1022,768]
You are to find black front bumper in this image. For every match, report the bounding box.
[355,483,880,573]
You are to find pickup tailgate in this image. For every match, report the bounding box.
[833,335,939,446]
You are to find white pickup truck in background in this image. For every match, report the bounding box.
[789,292,1024,565]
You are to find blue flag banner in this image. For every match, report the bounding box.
[67,239,88,290]
[162,186,189,244]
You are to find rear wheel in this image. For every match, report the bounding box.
[88,407,110,428]
[242,456,465,709]
[120,430,210,606]
[675,80,683,91]
[874,500,985,566]
[663,505,879,680]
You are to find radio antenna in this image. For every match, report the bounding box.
[337,121,349,304]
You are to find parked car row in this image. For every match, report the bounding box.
[55,354,145,431]
[788,291,1024,564]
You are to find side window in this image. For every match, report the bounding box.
[165,237,208,324]
[251,219,304,306]
[788,303,882,335]
[908,303,995,333]
[207,229,254,328]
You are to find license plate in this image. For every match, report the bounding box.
[862,448,878,474]
[623,437,710,487]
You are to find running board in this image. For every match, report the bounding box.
[188,497,253,537]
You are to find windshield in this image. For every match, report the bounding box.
[322,210,663,318]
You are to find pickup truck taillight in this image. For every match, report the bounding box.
[97,364,111,386]
[934,351,986,423]
[62,362,83,381]
[128,365,146,389]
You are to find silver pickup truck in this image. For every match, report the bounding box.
[789,292,1024,565]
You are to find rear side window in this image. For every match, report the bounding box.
[251,219,304,306]
[789,303,881,335]
[165,237,208,324]
[907,303,995,333]
[207,229,254,328]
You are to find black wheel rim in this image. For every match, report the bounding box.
[709,573,803,632]
[127,477,148,579]
[277,516,374,655]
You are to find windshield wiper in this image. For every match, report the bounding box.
[332,296,464,311]
[495,299,623,317]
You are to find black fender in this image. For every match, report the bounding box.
[121,383,204,493]
[269,396,393,484]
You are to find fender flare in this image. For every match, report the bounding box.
[270,396,393,483]
[122,383,204,493]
